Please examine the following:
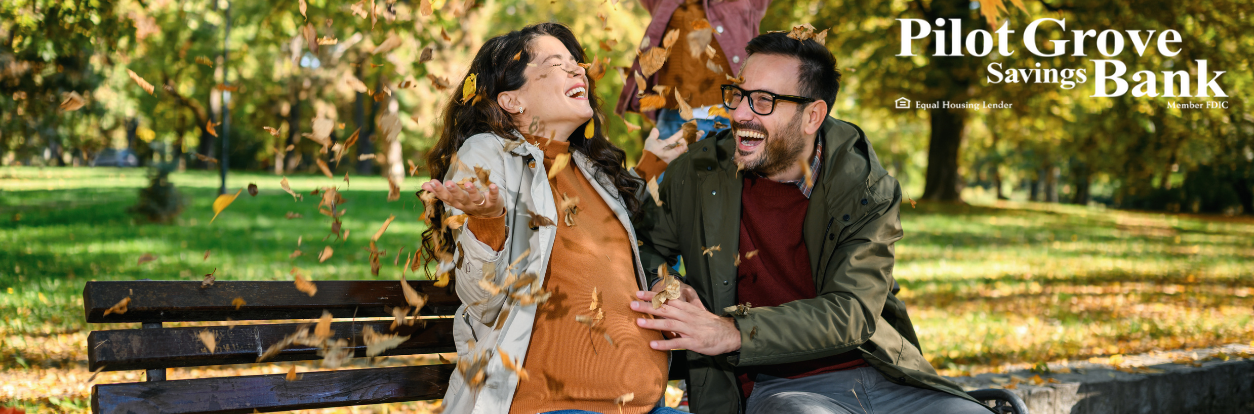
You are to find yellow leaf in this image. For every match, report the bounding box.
[314,310,333,338]
[400,273,429,311]
[104,297,131,316]
[548,153,570,179]
[211,189,243,223]
[206,120,219,138]
[708,105,730,119]
[294,269,317,297]
[434,273,450,288]
[195,56,214,68]
[286,365,298,381]
[232,297,246,310]
[318,246,334,263]
[198,330,217,353]
[584,121,595,139]
[462,73,478,103]
[639,94,667,112]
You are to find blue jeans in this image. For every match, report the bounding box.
[543,408,687,414]
[655,108,730,146]
[745,367,988,414]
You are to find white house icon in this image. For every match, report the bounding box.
[895,97,911,109]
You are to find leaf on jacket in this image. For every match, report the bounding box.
[497,346,530,381]
[705,59,724,74]
[559,192,580,227]
[364,325,410,357]
[211,189,243,223]
[104,297,131,316]
[646,176,663,207]
[198,330,217,353]
[723,302,752,317]
[127,69,155,95]
[137,253,156,265]
[674,89,694,121]
[314,310,333,339]
[745,250,759,260]
[232,297,246,310]
[293,268,318,297]
[400,273,428,311]
[749,326,758,339]
[318,246,334,263]
[652,265,681,309]
[201,268,217,287]
[705,44,717,59]
[473,165,494,189]
[548,153,571,179]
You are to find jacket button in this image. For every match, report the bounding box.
[842,214,851,222]
[712,191,717,196]
[707,166,712,171]
[828,234,835,240]
[723,280,728,285]
[703,147,708,152]
[861,198,868,205]
[528,160,536,168]
[732,55,740,63]
[716,25,725,34]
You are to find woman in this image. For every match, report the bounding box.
[420,23,686,414]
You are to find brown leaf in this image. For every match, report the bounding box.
[599,39,618,52]
[702,245,721,257]
[215,84,238,92]
[290,249,303,259]
[419,0,433,16]
[687,27,713,59]
[315,158,334,178]
[198,330,217,353]
[298,0,308,19]
[195,153,219,165]
[633,70,648,96]
[104,297,131,316]
[302,23,318,54]
[137,253,156,265]
[444,214,469,230]
[559,192,580,227]
[286,365,298,381]
[638,47,670,78]
[419,47,434,64]
[317,36,338,45]
[318,246,334,263]
[497,347,529,381]
[745,250,759,259]
[623,117,641,133]
[400,273,429,311]
[662,28,680,49]
[646,176,662,207]
[528,210,555,228]
[651,265,682,309]
[726,74,745,84]
[195,56,214,68]
[674,89,693,121]
[280,177,302,201]
[680,120,700,145]
[294,269,318,297]
[638,94,666,112]
[127,69,155,95]
[705,59,724,74]
[814,29,829,45]
[440,27,451,42]
[428,74,453,90]
[59,91,86,111]
[201,268,217,287]
[588,57,607,82]
[245,183,258,197]
[372,33,402,55]
[364,325,410,357]
[232,297,246,310]
[205,120,219,138]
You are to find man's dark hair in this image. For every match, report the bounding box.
[745,32,841,112]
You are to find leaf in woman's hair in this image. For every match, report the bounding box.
[646,176,663,207]
[462,74,478,103]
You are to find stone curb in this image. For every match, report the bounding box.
[946,344,1254,414]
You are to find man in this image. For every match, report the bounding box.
[629,32,990,414]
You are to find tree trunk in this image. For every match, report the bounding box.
[1044,164,1059,203]
[1070,162,1091,205]
[283,83,303,173]
[355,65,375,175]
[921,106,966,201]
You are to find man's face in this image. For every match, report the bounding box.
[730,54,810,176]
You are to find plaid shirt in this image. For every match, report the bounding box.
[774,136,824,198]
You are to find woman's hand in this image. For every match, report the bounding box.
[421,179,505,218]
[643,128,689,164]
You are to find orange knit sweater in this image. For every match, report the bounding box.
[466,137,669,414]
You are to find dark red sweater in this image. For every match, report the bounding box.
[735,175,866,399]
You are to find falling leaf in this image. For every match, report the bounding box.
[497,347,529,380]
[364,325,410,357]
[687,26,713,59]
[195,153,219,165]
[615,393,635,414]
[211,189,243,223]
[623,117,641,133]
[559,192,580,227]
[245,183,258,197]
[680,120,700,145]
[206,120,219,138]
[462,73,478,103]
[419,0,433,16]
[548,153,570,179]
[639,94,666,112]
[726,74,745,84]
[215,84,239,92]
[638,47,669,78]
[315,158,334,179]
[723,302,752,317]
[317,36,338,45]
[294,270,318,297]
[599,39,617,52]
[588,57,607,81]
[434,273,450,288]
[285,211,303,220]
[646,176,662,207]
[195,56,214,67]
[345,75,369,93]
[419,47,434,64]
[334,128,360,164]
[633,71,648,95]
[358,153,377,161]
[799,159,813,189]
[705,59,724,74]
[232,297,246,310]
[286,365,298,381]
[528,210,555,229]
[444,214,469,230]
[702,245,721,257]
[59,92,86,111]
[745,250,759,259]
[198,330,217,353]
[674,89,694,121]
[387,176,401,201]
[137,253,156,265]
[298,0,308,19]
[372,33,402,55]
[814,29,829,44]
[290,249,303,259]
[440,27,451,42]
[400,273,429,311]
[708,105,731,119]
[652,265,681,308]
[302,23,318,54]
[428,74,453,90]
[103,297,131,316]
[318,246,334,263]
[127,69,155,95]
[662,28,680,49]
[202,268,217,287]
[584,121,595,139]
[279,177,301,202]
[314,311,333,339]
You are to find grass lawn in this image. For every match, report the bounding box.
[2,166,1252,412]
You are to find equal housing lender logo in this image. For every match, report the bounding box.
[895,97,1013,110]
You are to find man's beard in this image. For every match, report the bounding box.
[734,110,806,176]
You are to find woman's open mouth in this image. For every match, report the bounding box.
[565,85,587,100]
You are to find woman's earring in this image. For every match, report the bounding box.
[518,107,525,114]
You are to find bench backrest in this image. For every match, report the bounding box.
[85,280,460,414]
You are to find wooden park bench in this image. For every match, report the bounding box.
[83,280,1027,413]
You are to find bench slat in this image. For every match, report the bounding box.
[89,319,456,372]
[83,280,460,323]
[91,364,455,414]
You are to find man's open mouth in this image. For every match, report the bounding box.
[736,129,766,151]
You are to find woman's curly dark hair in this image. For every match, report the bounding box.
[420,22,642,268]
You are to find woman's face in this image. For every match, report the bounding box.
[510,35,593,135]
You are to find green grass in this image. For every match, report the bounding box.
[1,167,1252,410]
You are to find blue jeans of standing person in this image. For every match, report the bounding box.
[745,367,989,414]
[655,108,731,151]
[544,408,688,414]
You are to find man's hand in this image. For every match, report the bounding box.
[649,278,701,305]
[642,128,689,164]
[631,290,741,356]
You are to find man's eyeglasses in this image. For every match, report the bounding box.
[721,84,816,116]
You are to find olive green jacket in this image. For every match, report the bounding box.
[635,116,980,413]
